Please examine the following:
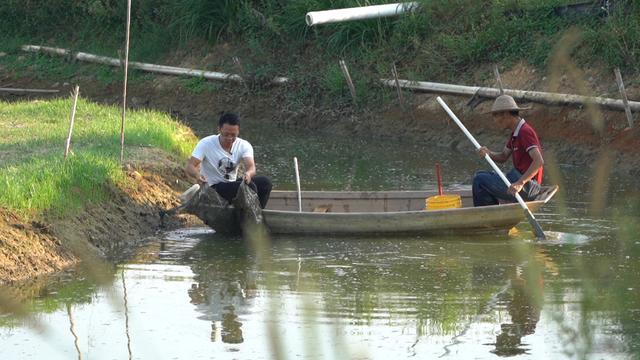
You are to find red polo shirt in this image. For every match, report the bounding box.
[506,119,543,183]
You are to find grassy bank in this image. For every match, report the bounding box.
[0,98,197,218]
[1,1,638,108]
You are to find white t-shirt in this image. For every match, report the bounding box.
[191,135,254,186]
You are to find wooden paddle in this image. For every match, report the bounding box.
[436,97,546,240]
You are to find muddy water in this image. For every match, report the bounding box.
[1,126,639,359]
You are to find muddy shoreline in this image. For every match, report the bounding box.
[0,151,200,285]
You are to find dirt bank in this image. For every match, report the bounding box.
[0,148,198,285]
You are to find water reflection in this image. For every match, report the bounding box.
[182,236,256,345]
[492,262,544,356]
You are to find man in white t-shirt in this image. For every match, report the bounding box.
[185,112,272,208]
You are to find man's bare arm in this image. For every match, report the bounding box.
[185,156,207,184]
[477,146,512,163]
[508,147,544,195]
[242,157,257,184]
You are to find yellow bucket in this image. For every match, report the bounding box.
[425,194,462,210]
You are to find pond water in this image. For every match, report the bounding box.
[1,124,639,359]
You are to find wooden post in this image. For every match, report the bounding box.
[614,68,634,128]
[64,85,80,160]
[339,59,357,104]
[233,56,250,90]
[233,57,245,77]
[293,157,302,212]
[391,63,405,109]
[120,0,132,164]
[493,65,504,95]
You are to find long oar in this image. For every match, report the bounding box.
[436,97,546,240]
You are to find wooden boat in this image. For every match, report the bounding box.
[171,185,559,236]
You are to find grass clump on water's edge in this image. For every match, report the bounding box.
[0,98,197,218]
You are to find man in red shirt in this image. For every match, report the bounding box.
[473,95,544,206]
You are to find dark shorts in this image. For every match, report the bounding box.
[213,175,272,208]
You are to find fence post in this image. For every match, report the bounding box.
[339,59,357,104]
[493,64,504,95]
[120,0,132,164]
[614,68,634,128]
[64,85,80,160]
[391,63,405,109]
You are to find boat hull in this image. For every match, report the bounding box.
[263,201,544,235]
[183,186,558,236]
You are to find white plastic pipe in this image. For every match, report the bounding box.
[306,2,419,26]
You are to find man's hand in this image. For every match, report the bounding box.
[243,172,253,184]
[197,174,208,185]
[477,146,491,158]
[508,181,525,196]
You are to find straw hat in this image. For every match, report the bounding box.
[485,95,531,114]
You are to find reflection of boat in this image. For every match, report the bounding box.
[174,185,558,236]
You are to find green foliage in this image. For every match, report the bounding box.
[0,98,197,216]
[581,1,640,72]
[182,76,220,94]
[322,62,347,98]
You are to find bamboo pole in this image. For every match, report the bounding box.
[0,87,59,93]
[22,45,290,85]
[64,85,80,160]
[380,78,640,112]
[120,0,131,164]
[339,59,357,104]
[614,68,634,127]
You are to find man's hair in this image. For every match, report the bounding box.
[218,112,240,127]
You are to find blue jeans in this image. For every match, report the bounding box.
[472,168,541,207]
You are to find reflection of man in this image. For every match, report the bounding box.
[221,306,244,344]
[493,262,544,357]
[188,280,249,345]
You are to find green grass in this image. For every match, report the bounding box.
[0,98,197,217]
